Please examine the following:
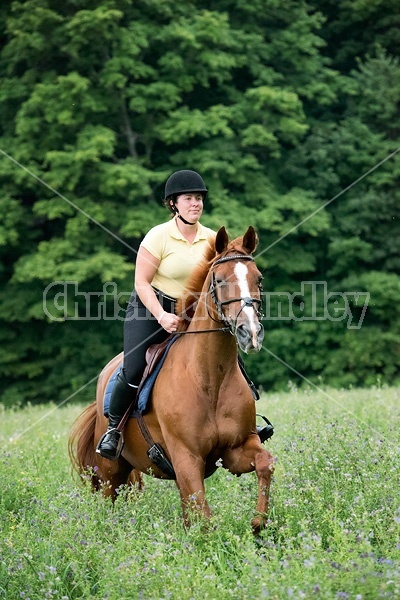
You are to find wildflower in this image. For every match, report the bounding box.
[303,557,315,567]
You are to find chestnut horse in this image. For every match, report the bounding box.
[69,226,274,533]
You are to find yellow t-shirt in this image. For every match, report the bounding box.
[140,217,216,299]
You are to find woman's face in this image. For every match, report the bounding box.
[174,193,204,222]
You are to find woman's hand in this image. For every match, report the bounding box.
[158,311,182,333]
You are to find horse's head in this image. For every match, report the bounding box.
[210,226,264,353]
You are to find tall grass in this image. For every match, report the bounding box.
[1,386,399,599]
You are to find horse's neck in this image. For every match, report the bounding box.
[188,297,238,379]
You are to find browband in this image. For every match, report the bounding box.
[212,254,254,268]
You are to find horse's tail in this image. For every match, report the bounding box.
[68,402,100,490]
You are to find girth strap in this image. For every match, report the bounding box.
[136,413,176,479]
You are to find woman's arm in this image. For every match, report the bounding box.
[134,246,181,333]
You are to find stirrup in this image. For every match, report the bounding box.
[256,414,274,443]
[95,428,124,460]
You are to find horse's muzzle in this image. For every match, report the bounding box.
[236,322,264,353]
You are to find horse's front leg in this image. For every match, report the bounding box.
[222,436,275,534]
[173,455,211,527]
[251,446,275,534]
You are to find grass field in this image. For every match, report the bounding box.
[1,386,399,599]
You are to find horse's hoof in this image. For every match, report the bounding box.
[251,516,266,535]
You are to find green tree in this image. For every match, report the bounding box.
[1,0,399,404]
[262,43,400,389]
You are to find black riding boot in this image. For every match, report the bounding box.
[96,369,138,460]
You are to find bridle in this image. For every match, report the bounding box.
[176,253,263,336]
[207,253,264,333]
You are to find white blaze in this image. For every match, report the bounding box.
[234,262,259,346]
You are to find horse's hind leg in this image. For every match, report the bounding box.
[96,455,135,500]
[127,468,144,491]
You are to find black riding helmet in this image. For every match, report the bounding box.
[164,170,208,225]
[164,169,208,201]
[164,170,208,201]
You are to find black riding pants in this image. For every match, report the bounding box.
[123,289,176,386]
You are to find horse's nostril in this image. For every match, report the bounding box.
[236,323,264,353]
[236,325,252,347]
[236,324,249,339]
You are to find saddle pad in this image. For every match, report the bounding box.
[103,335,179,417]
[103,365,121,417]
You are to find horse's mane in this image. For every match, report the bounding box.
[176,234,251,329]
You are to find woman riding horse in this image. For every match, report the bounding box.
[97,169,270,460]
[70,224,275,532]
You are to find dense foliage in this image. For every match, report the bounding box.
[1,0,399,405]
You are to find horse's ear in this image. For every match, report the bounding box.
[243,226,258,254]
[215,226,229,254]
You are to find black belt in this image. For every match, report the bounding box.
[152,287,177,304]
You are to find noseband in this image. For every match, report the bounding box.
[208,254,263,331]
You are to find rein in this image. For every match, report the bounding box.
[177,327,231,334]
